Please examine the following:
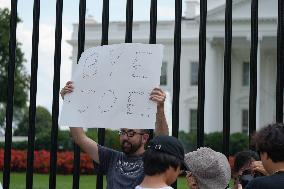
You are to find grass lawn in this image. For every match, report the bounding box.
[0,172,190,189]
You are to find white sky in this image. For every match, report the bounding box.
[0,0,195,113]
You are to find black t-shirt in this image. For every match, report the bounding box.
[245,171,284,189]
[95,145,144,189]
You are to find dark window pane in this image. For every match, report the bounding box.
[190,109,197,132]
[243,62,250,86]
[242,109,249,134]
[190,62,199,86]
[160,61,167,85]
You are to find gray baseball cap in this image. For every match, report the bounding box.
[184,147,231,189]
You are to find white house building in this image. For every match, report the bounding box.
[68,0,279,133]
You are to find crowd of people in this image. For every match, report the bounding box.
[61,81,284,189]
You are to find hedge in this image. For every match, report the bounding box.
[5,130,249,156]
[179,131,249,155]
[0,149,94,174]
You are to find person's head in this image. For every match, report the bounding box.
[234,150,260,175]
[118,128,150,155]
[184,147,231,189]
[253,123,284,174]
[233,150,260,188]
[143,135,187,185]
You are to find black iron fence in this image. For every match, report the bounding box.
[2,0,284,189]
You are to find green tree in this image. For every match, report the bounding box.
[0,8,30,127]
[14,106,52,136]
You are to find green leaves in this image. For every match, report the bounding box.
[0,8,30,128]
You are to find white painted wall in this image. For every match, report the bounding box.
[68,0,279,133]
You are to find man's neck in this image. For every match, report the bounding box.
[139,175,168,188]
[269,162,284,175]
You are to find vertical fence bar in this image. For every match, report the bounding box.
[96,1,109,189]
[276,0,284,123]
[222,0,232,158]
[249,0,258,147]
[101,0,109,45]
[125,0,133,43]
[49,0,63,188]
[73,0,86,188]
[197,0,207,148]
[172,0,182,188]
[172,0,182,168]
[26,0,40,188]
[148,0,157,139]
[3,1,18,188]
[172,0,182,138]
[149,0,157,45]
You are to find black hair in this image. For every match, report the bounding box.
[254,123,284,162]
[143,149,182,176]
[141,129,151,135]
[234,150,260,172]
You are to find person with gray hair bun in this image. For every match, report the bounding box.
[184,147,231,189]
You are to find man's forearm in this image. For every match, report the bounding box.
[69,127,100,163]
[69,127,86,145]
[155,104,169,135]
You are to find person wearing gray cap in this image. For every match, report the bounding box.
[184,147,231,189]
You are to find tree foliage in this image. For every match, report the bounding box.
[0,8,30,127]
[14,106,52,136]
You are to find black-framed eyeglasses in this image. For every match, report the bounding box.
[118,130,145,137]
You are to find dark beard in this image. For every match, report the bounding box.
[121,140,143,155]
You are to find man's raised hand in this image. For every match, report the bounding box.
[60,81,74,99]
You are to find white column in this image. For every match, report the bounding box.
[204,39,222,133]
[256,39,261,130]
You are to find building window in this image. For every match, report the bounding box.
[242,109,249,134]
[242,62,250,86]
[190,109,197,132]
[190,62,199,86]
[160,61,167,85]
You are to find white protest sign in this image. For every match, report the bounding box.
[59,43,164,129]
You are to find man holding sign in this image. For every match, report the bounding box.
[60,81,168,189]
[60,44,169,189]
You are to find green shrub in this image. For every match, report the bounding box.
[35,130,73,151]
[105,129,120,151]
[8,129,249,155]
[205,132,223,152]
[178,131,249,155]
[178,131,197,153]
[229,132,249,155]
[0,141,28,150]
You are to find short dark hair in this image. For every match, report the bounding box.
[141,129,151,135]
[254,123,284,162]
[143,149,182,176]
[234,150,260,172]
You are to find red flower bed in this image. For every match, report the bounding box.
[0,149,94,174]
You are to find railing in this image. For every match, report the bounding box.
[2,0,284,189]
